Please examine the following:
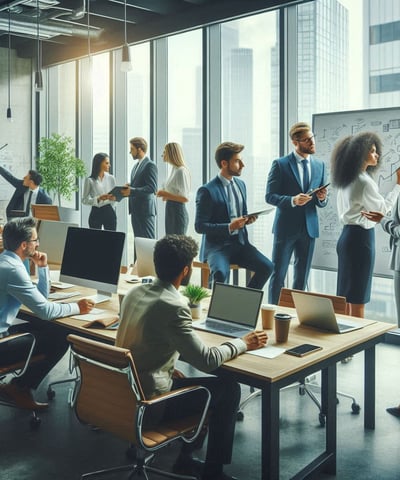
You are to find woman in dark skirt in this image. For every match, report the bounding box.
[156,142,190,235]
[331,132,400,317]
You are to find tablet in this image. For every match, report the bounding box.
[244,207,275,217]
[307,183,330,195]
[108,186,127,202]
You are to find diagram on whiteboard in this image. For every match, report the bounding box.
[312,107,400,278]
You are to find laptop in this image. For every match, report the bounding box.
[291,291,363,334]
[192,283,263,338]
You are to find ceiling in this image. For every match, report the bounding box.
[0,0,304,67]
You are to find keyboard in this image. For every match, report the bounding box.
[49,291,81,301]
[205,319,247,335]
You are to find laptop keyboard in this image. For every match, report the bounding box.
[206,319,247,335]
[49,291,81,301]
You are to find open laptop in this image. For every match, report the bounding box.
[192,283,263,338]
[291,291,363,334]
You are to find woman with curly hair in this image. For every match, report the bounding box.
[331,131,400,317]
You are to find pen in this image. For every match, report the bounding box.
[0,143,8,151]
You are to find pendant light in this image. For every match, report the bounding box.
[34,0,43,91]
[121,0,132,72]
[7,9,12,120]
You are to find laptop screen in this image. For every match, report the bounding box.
[207,283,263,327]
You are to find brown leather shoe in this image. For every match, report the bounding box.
[0,383,48,410]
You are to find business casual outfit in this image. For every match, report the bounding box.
[164,165,190,235]
[128,157,158,240]
[195,174,273,289]
[0,250,79,389]
[116,279,246,468]
[336,172,400,304]
[266,152,327,305]
[0,166,52,220]
[82,172,117,230]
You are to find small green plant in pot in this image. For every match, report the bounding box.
[182,284,210,319]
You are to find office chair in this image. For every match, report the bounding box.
[68,334,211,479]
[0,332,44,429]
[31,204,60,221]
[237,288,360,426]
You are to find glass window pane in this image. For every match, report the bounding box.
[92,53,110,154]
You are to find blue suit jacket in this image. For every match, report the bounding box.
[195,176,249,262]
[0,166,52,219]
[128,156,158,218]
[265,153,327,239]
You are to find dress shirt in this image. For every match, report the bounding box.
[116,278,246,397]
[337,172,400,229]
[217,173,243,236]
[82,172,116,208]
[291,152,312,207]
[0,250,80,334]
[164,165,190,199]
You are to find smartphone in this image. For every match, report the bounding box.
[285,344,322,357]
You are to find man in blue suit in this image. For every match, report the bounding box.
[195,142,273,289]
[0,167,52,220]
[266,122,328,305]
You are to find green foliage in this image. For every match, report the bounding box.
[37,133,87,206]
[182,284,210,306]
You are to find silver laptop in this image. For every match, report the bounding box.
[292,291,363,334]
[193,283,263,338]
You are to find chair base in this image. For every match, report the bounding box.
[81,452,198,480]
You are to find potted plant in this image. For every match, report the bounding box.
[182,284,210,319]
[37,133,87,208]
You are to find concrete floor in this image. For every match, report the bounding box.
[1,342,400,480]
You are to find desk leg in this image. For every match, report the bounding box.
[321,364,337,474]
[364,345,375,429]
[261,384,280,480]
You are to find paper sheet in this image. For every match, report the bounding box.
[245,345,286,359]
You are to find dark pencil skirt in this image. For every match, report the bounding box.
[336,225,375,304]
[165,200,188,235]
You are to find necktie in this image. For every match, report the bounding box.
[131,161,140,183]
[25,190,33,216]
[301,159,309,193]
[229,181,245,244]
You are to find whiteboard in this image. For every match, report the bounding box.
[312,107,400,278]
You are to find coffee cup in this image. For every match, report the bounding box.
[261,304,276,329]
[274,313,292,343]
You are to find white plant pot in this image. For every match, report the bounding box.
[190,303,201,319]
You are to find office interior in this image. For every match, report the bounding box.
[0,0,400,479]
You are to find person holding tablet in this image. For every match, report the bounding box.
[82,153,117,231]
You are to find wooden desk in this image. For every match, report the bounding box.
[18,285,392,480]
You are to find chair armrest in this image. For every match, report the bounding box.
[0,332,37,377]
[140,385,210,406]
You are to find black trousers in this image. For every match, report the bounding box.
[0,319,69,390]
[88,205,117,231]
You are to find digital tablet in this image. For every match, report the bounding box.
[307,183,330,195]
[108,186,127,202]
[244,207,275,217]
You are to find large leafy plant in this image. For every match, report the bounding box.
[37,133,86,206]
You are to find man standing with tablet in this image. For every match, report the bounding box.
[266,122,328,305]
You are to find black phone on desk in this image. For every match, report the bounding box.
[285,344,322,357]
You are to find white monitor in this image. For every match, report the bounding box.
[60,227,125,303]
[135,237,157,277]
[37,220,78,265]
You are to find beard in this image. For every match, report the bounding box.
[181,266,193,286]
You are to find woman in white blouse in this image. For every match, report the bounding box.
[331,132,400,318]
[82,153,117,231]
[156,142,190,234]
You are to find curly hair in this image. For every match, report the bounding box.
[154,235,198,282]
[330,131,382,188]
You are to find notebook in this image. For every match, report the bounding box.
[192,283,263,338]
[291,291,363,334]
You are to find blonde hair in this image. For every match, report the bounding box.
[164,142,185,167]
[289,122,312,141]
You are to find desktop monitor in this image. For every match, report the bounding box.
[135,237,157,277]
[60,227,125,302]
[37,220,78,265]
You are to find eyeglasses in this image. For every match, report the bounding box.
[298,135,315,144]
[27,238,40,244]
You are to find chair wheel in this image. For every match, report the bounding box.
[318,413,326,427]
[47,387,56,400]
[30,416,41,429]
[236,410,244,421]
[351,403,361,414]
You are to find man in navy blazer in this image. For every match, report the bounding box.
[195,142,273,289]
[0,166,52,220]
[266,122,328,305]
[122,137,158,244]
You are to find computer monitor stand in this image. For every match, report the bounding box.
[86,291,112,304]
